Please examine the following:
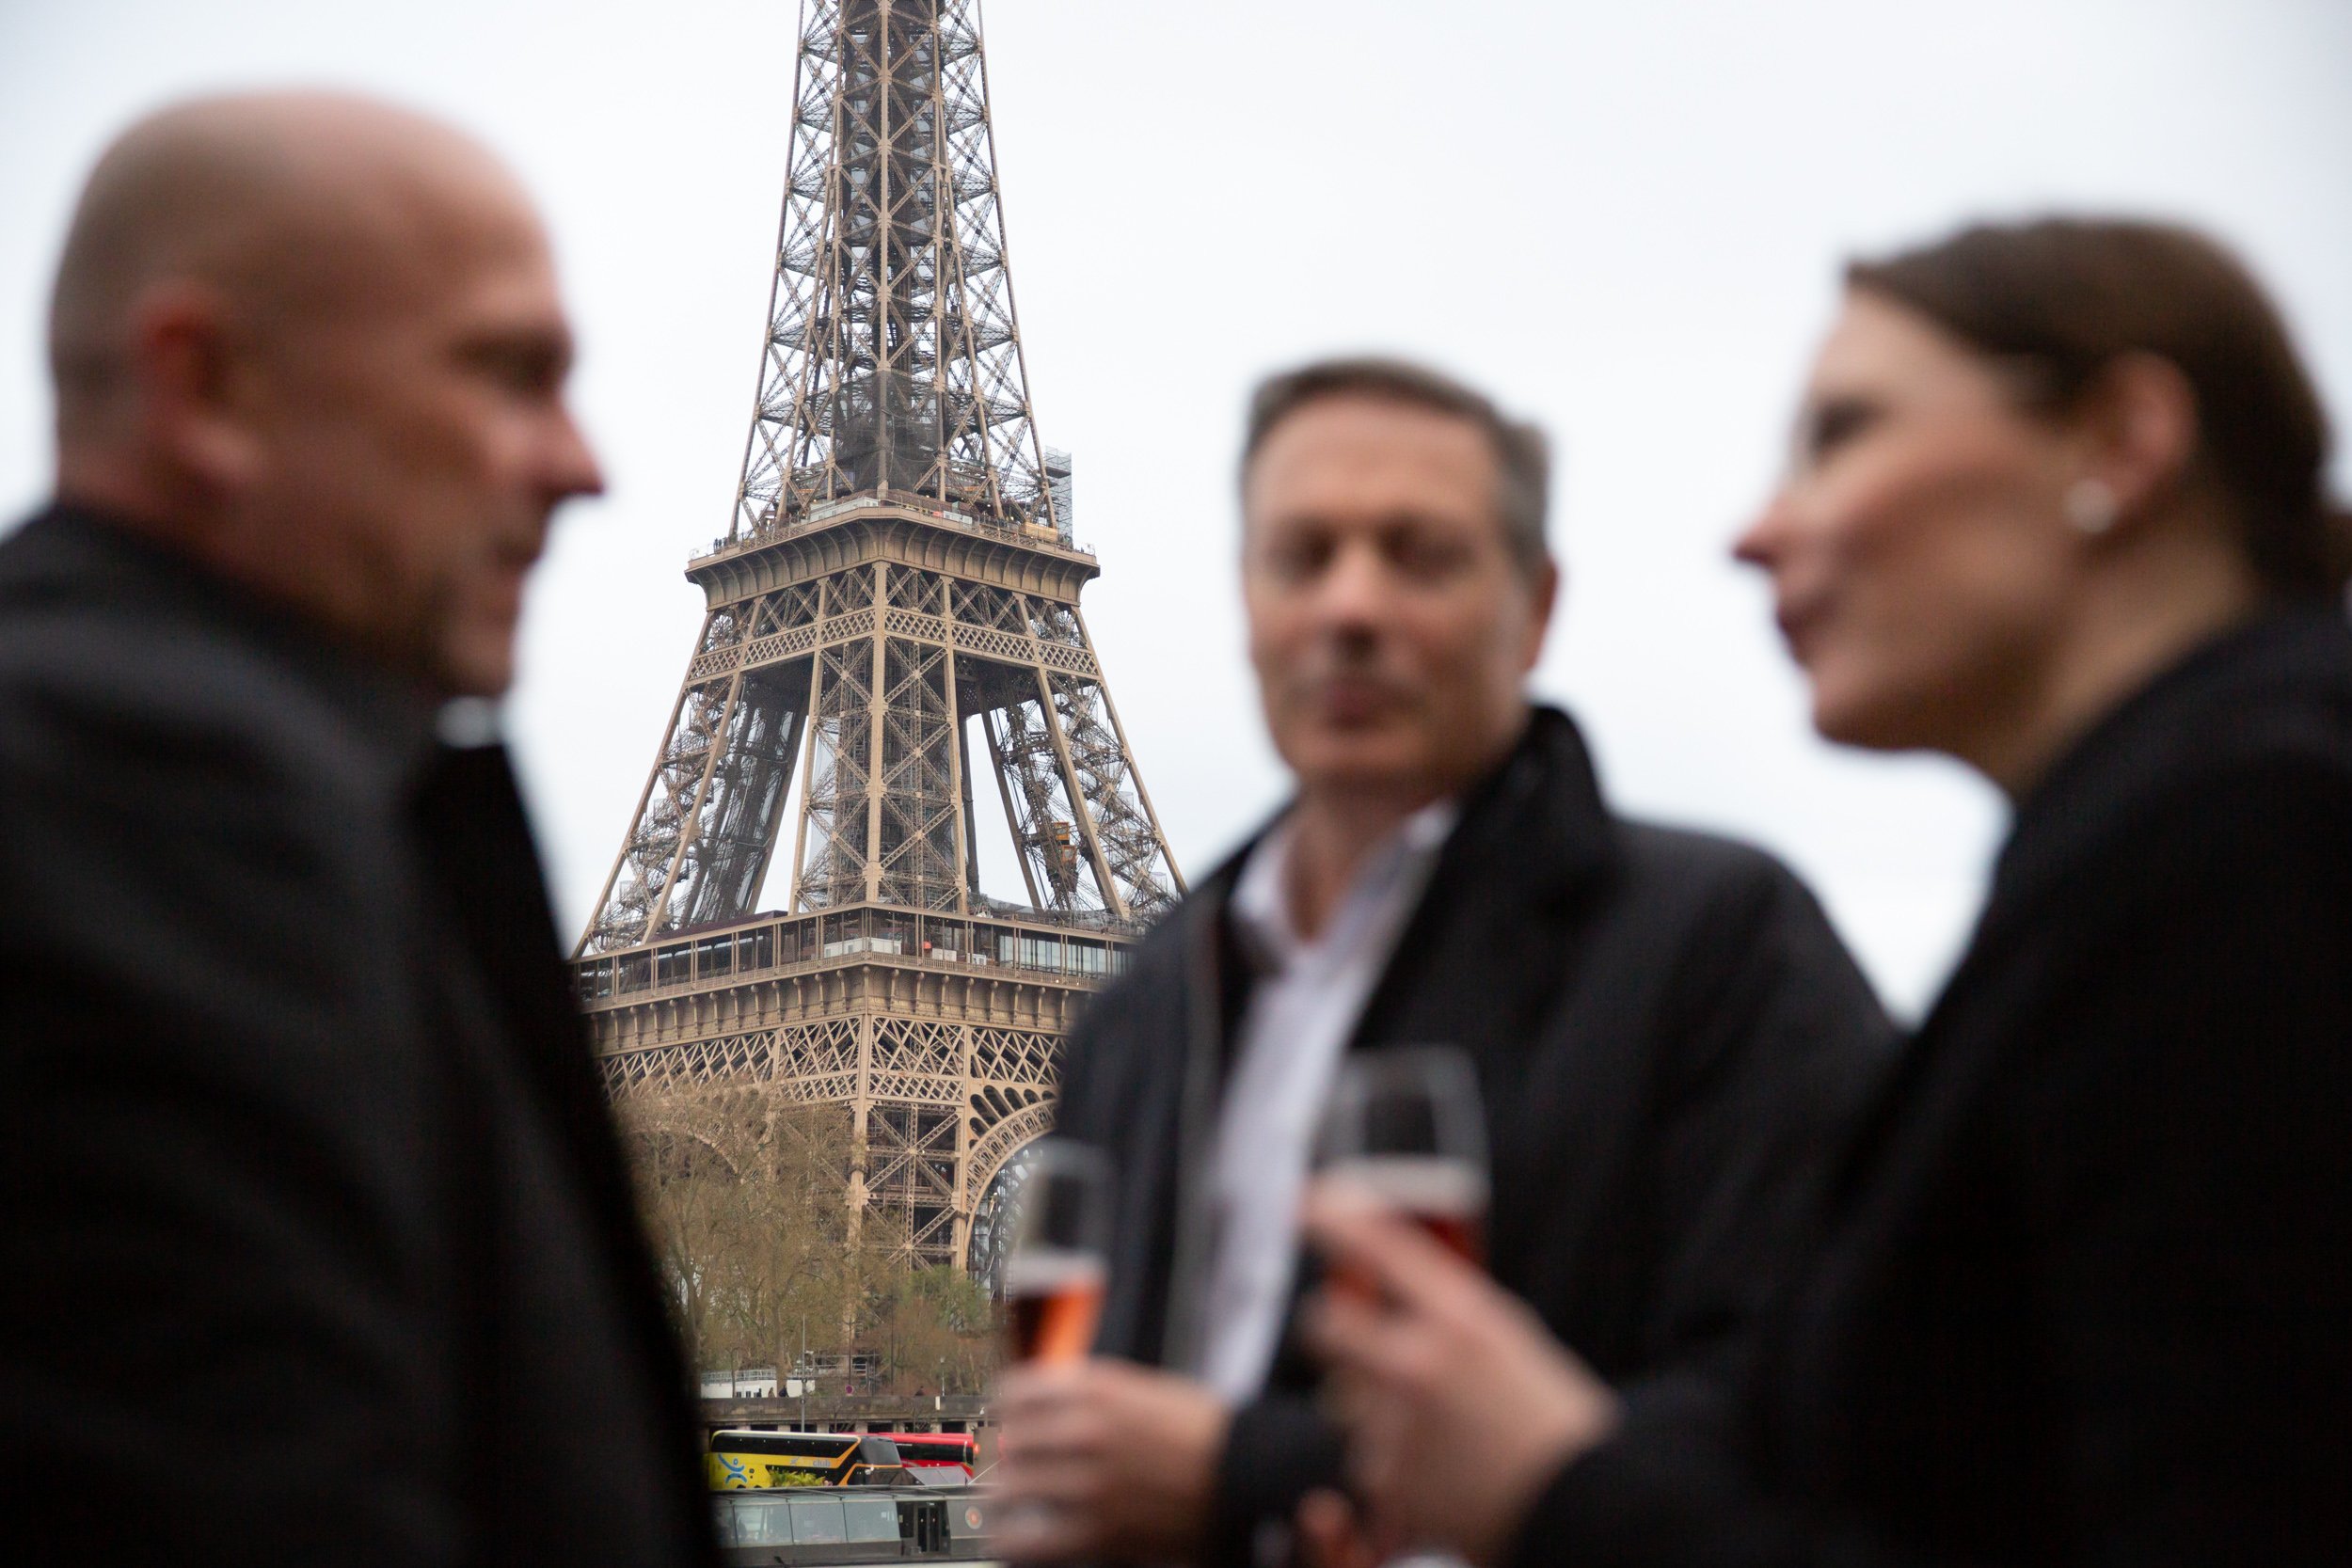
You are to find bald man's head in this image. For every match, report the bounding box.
[48,91,602,695]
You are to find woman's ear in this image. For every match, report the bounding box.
[2077,353,2200,526]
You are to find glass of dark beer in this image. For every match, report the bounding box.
[1316,1046,1490,1289]
[1002,1138,1110,1365]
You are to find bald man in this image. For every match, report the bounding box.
[0,96,715,1564]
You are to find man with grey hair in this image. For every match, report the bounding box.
[994,357,1889,1566]
[0,94,711,1564]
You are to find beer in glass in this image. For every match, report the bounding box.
[1316,1046,1491,1291]
[1002,1138,1111,1364]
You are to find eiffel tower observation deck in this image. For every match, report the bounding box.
[572,0,1182,1277]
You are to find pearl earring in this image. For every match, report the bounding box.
[2064,478,2119,537]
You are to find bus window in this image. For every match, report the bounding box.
[846,1465,915,1487]
[843,1497,898,1544]
[870,1432,977,1479]
[788,1496,846,1544]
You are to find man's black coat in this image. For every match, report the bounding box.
[0,507,715,1565]
[1522,610,2352,1565]
[1052,705,1892,1560]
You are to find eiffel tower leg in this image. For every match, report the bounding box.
[733,702,806,917]
[980,708,1048,910]
[950,1022,976,1266]
[580,610,747,951]
[578,673,692,958]
[792,579,879,911]
[957,705,983,905]
[864,566,890,906]
[943,636,974,916]
[583,590,833,953]
[786,649,826,910]
[1073,608,1187,900]
[848,1011,871,1246]
[655,675,747,933]
[1029,664,1126,920]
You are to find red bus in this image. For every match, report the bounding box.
[867,1432,977,1482]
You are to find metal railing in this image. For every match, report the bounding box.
[574,907,1141,1011]
[700,486,1096,563]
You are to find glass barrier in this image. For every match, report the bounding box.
[721,1496,796,1546]
[844,1497,899,1544]
[789,1496,847,1544]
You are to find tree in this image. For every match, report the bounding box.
[621,1091,1001,1393]
[622,1091,858,1375]
[860,1259,998,1395]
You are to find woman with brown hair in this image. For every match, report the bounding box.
[1302,217,2352,1566]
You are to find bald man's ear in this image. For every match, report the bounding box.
[1518,556,1560,673]
[134,283,266,500]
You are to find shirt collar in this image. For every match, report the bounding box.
[1229,796,1460,974]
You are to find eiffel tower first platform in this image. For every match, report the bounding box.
[571,0,1182,1281]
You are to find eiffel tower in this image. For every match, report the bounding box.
[570,0,1182,1279]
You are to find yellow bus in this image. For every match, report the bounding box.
[707,1431,910,1491]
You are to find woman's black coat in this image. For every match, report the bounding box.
[1523,610,2352,1566]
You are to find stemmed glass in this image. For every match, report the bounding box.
[1002,1138,1111,1365]
[1315,1046,1491,1285]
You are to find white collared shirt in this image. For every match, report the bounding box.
[1191,799,1459,1402]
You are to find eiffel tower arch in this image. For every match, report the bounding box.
[571,0,1182,1281]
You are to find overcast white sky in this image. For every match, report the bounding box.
[6,1,2350,1015]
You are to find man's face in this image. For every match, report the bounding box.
[240,185,601,696]
[1242,396,1554,806]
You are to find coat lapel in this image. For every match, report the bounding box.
[407,744,696,1385]
[1349,708,1614,1057]
[1344,713,1641,1317]
[1249,709,1628,1386]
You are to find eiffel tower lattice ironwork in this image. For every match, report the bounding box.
[569,0,1182,1280]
